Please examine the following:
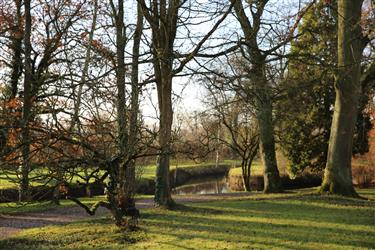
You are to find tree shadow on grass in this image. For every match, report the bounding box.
[2,190,375,249]
[0,214,67,230]
[162,241,197,250]
[142,198,375,250]
[193,194,375,227]
[170,203,225,214]
[145,214,375,249]
[0,237,57,250]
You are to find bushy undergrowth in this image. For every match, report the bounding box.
[352,164,375,188]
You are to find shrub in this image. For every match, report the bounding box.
[352,164,375,188]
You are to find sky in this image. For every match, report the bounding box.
[139,0,305,125]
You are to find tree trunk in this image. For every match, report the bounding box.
[111,0,133,213]
[242,162,251,192]
[138,0,232,206]
[231,0,282,193]
[320,0,365,196]
[9,0,23,100]
[230,102,240,160]
[252,61,282,193]
[154,73,174,207]
[145,0,178,208]
[124,3,144,207]
[71,0,98,131]
[20,0,33,202]
[257,97,282,193]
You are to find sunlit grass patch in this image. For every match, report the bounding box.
[140,159,241,179]
[1,188,375,249]
[228,161,264,177]
[0,195,107,214]
[1,218,146,249]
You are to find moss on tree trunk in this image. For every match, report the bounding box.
[319,0,365,197]
[154,77,174,207]
[257,99,282,193]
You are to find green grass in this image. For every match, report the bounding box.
[1,160,241,189]
[228,161,263,176]
[0,196,107,214]
[1,188,375,249]
[0,194,153,215]
[0,172,19,189]
[140,159,241,179]
[0,168,106,190]
[229,160,291,177]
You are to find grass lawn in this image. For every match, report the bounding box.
[0,172,19,189]
[228,160,291,178]
[0,168,108,190]
[228,161,264,176]
[0,194,153,214]
[1,188,375,249]
[0,196,106,214]
[140,159,241,179]
[1,160,241,190]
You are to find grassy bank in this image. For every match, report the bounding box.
[228,161,264,176]
[1,189,375,249]
[0,160,240,190]
[0,195,152,215]
[0,160,238,201]
[227,162,322,191]
[140,159,240,179]
[0,195,108,214]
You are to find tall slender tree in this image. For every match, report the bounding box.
[20,0,33,201]
[8,0,23,100]
[125,2,144,205]
[229,0,282,193]
[139,0,234,207]
[228,0,316,193]
[136,0,181,207]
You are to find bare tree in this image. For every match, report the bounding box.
[202,77,259,191]
[138,0,235,207]
[226,0,315,193]
[61,0,147,228]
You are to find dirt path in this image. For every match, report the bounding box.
[0,193,251,239]
[0,206,108,239]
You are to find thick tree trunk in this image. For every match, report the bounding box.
[146,0,178,208]
[154,74,174,207]
[252,61,282,193]
[231,0,282,193]
[114,0,127,158]
[320,0,365,196]
[257,98,282,193]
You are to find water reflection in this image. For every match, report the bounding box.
[172,176,231,195]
